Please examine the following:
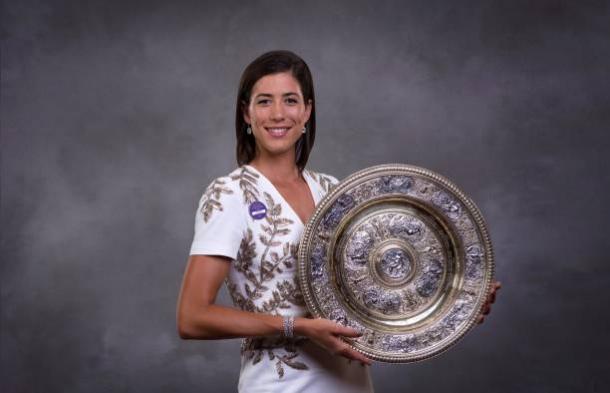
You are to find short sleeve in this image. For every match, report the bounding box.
[315,171,340,197]
[325,174,340,186]
[189,178,245,259]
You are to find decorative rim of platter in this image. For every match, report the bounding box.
[298,164,494,363]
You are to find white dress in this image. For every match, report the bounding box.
[190,165,374,393]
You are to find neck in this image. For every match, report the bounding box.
[249,152,301,184]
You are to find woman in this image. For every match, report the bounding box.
[177,50,375,392]
[177,50,500,392]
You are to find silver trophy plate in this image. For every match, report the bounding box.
[298,164,494,362]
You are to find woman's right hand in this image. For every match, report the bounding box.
[296,318,372,366]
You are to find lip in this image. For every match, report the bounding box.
[265,126,292,137]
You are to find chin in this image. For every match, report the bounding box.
[257,141,298,157]
[267,145,297,156]
[259,137,301,154]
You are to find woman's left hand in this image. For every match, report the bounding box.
[477,281,501,325]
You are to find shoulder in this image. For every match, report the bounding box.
[200,167,263,198]
[197,167,263,222]
[304,169,340,194]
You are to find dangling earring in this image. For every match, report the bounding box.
[246,126,252,135]
[302,126,307,134]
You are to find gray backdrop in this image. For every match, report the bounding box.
[2,0,609,392]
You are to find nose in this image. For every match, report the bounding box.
[270,101,284,120]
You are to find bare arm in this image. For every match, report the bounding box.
[176,254,284,339]
[176,254,371,365]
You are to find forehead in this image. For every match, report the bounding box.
[251,72,303,96]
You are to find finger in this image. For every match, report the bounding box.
[349,349,372,366]
[332,342,350,357]
[334,324,362,338]
[341,346,372,365]
[477,315,484,324]
[489,282,500,296]
[335,338,372,365]
[489,292,496,304]
[482,304,491,315]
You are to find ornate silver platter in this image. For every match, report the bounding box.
[298,164,494,363]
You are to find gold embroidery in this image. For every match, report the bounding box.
[225,190,310,377]
[230,166,260,204]
[307,170,336,194]
[199,178,234,223]
[197,168,320,377]
[242,337,310,377]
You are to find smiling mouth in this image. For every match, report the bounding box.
[265,127,291,137]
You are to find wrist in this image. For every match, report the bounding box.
[281,316,295,338]
[294,317,310,337]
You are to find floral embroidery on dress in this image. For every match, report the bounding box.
[199,178,234,222]
[241,336,309,378]
[199,166,262,222]
[225,188,310,377]
[230,166,260,204]
[227,226,304,313]
[306,170,337,194]
[227,229,261,312]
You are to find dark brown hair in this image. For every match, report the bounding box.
[235,50,316,172]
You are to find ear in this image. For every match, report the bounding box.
[242,100,251,124]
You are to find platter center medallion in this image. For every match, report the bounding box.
[378,247,412,282]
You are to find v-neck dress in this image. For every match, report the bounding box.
[189,165,374,393]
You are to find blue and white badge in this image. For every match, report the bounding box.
[249,201,267,220]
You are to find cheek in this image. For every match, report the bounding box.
[288,107,306,120]
[248,108,266,125]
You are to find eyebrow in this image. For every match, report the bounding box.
[254,92,300,99]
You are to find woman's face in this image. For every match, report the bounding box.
[244,72,311,161]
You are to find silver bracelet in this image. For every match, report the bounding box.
[282,316,294,338]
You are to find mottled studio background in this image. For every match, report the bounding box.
[2,0,609,392]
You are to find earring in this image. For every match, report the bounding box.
[246,126,252,135]
[302,126,307,134]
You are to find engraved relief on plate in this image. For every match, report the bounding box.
[298,164,494,363]
[334,205,452,326]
